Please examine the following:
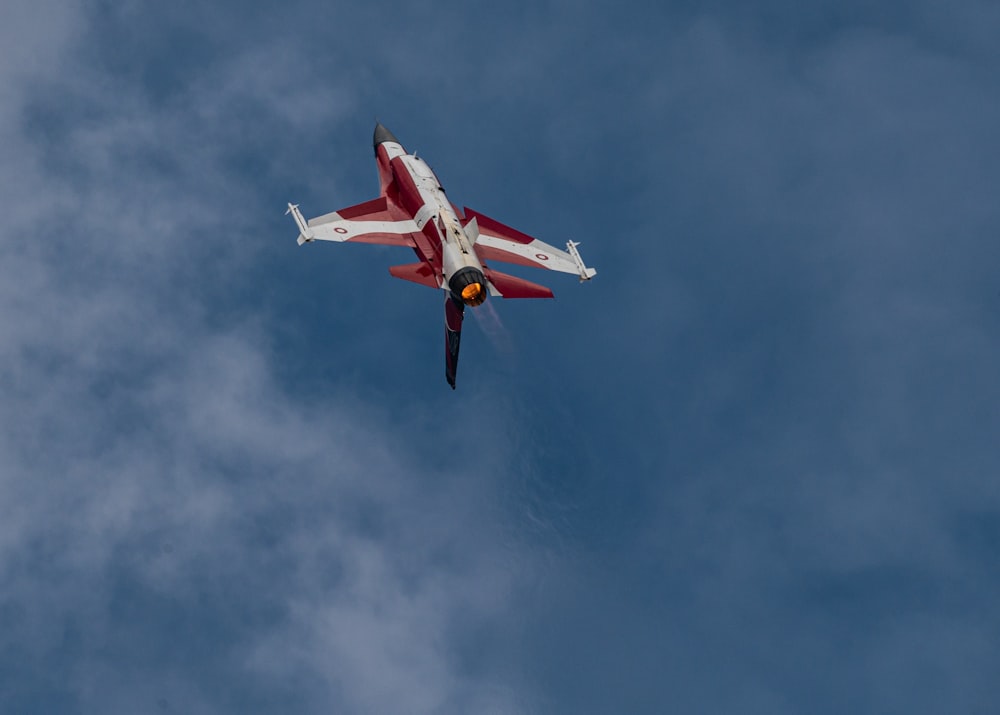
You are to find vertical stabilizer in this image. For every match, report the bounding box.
[444,295,464,389]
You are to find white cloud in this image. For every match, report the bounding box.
[0,0,80,98]
[0,6,535,713]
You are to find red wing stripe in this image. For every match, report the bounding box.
[338,196,388,219]
[474,244,542,269]
[311,196,411,226]
[347,232,417,247]
[464,208,537,244]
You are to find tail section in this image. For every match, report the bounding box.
[389,262,440,289]
[444,295,465,389]
[484,268,554,299]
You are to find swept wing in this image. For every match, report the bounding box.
[289,197,418,247]
[465,208,597,280]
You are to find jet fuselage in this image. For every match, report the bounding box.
[376,131,488,306]
[288,123,596,388]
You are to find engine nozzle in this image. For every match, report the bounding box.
[448,267,488,307]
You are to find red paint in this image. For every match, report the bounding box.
[445,297,464,331]
[464,208,537,245]
[307,125,577,387]
[390,157,424,216]
[484,268,554,299]
[347,234,414,246]
[338,196,388,219]
[376,144,395,195]
[473,244,540,269]
[389,262,440,289]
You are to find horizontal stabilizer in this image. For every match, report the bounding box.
[389,262,440,289]
[484,268,554,299]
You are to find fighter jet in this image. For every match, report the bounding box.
[287,123,596,388]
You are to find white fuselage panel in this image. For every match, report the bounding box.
[400,155,484,284]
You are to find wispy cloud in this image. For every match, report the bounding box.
[5,1,1000,713]
[1,4,536,713]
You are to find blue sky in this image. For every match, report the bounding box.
[2,1,1000,712]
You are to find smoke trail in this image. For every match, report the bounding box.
[471,298,515,357]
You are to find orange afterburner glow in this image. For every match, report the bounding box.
[461,282,485,305]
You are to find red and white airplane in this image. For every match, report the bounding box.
[287,123,596,388]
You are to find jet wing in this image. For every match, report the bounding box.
[289,197,418,247]
[465,208,596,279]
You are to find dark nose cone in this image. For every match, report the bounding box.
[373,122,401,152]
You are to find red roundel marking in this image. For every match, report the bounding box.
[535,253,549,261]
[335,227,349,234]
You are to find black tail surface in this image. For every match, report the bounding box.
[444,295,464,389]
